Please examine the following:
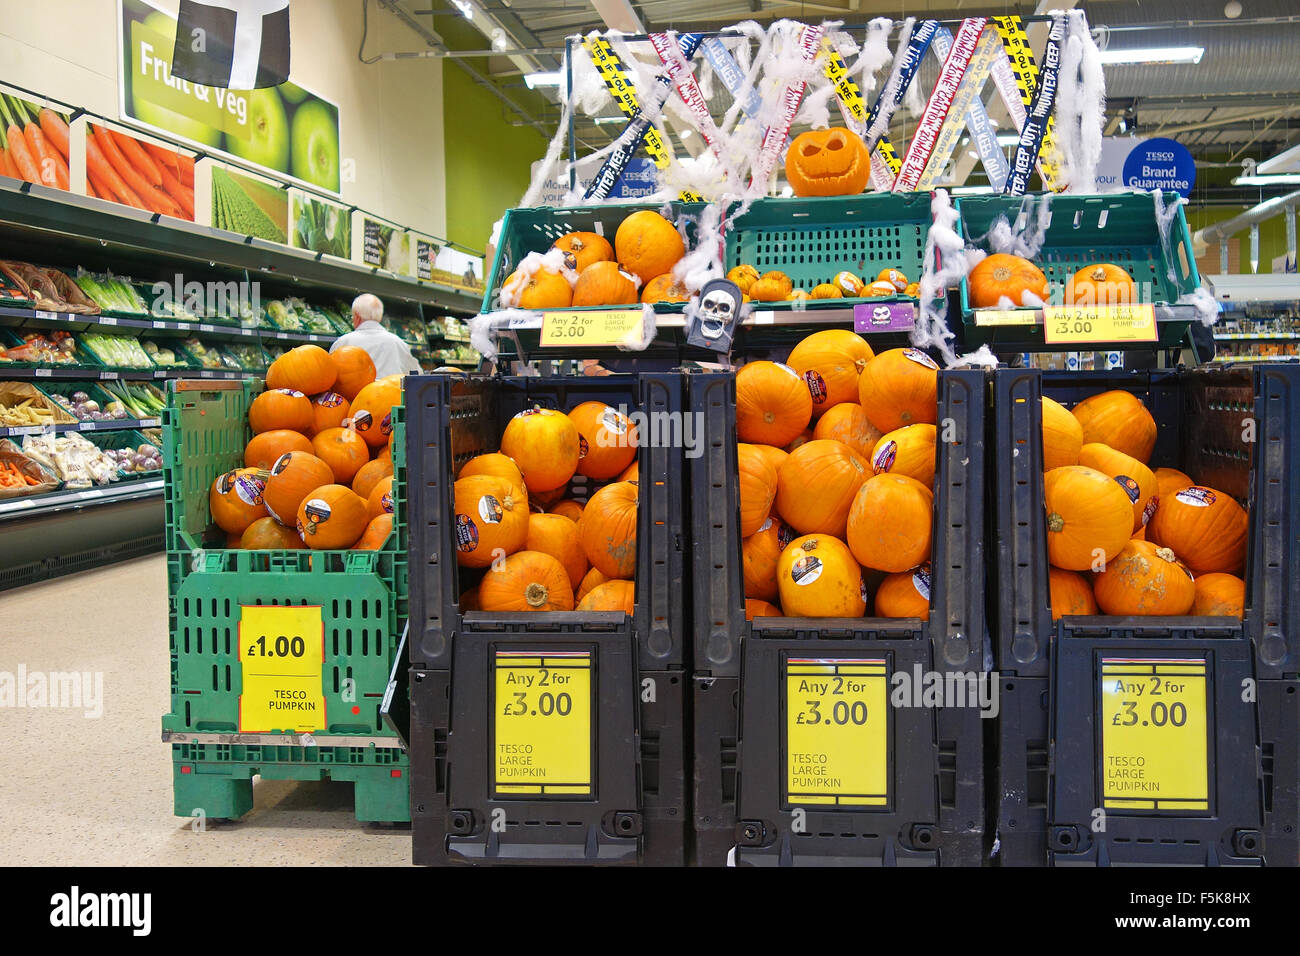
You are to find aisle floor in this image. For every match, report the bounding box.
[0,555,410,866]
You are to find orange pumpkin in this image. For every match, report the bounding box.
[459,453,525,488]
[876,268,909,292]
[309,391,350,435]
[777,534,866,618]
[344,380,401,450]
[479,550,575,611]
[577,566,612,602]
[1070,390,1157,464]
[736,361,813,447]
[857,348,939,433]
[1078,443,1159,532]
[748,443,788,474]
[452,474,527,567]
[615,210,684,285]
[578,480,638,579]
[550,499,585,523]
[784,127,871,197]
[874,565,932,618]
[295,484,369,550]
[743,516,794,602]
[745,598,783,619]
[526,513,588,588]
[864,280,898,297]
[618,460,639,483]
[776,439,870,538]
[786,329,875,416]
[209,467,268,535]
[726,264,759,294]
[328,346,376,402]
[870,423,936,486]
[367,475,395,521]
[1191,572,1245,619]
[572,260,639,306]
[553,231,614,273]
[784,428,815,453]
[968,253,1049,308]
[501,406,580,492]
[225,532,241,549]
[376,444,392,465]
[748,271,794,302]
[244,429,312,470]
[263,451,334,524]
[239,515,304,550]
[845,473,933,572]
[812,402,884,459]
[577,579,635,613]
[568,401,637,480]
[352,457,393,500]
[1067,263,1136,308]
[1094,540,1196,616]
[1049,567,1098,620]
[737,443,779,536]
[641,273,690,303]
[1155,467,1194,499]
[810,283,843,299]
[1042,396,1083,470]
[266,344,337,395]
[503,265,573,310]
[1043,465,1135,571]
[1147,485,1248,574]
[248,388,313,435]
[312,426,370,485]
[354,513,393,551]
[832,271,866,297]
[1132,525,1147,541]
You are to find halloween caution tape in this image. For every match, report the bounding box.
[701,37,763,123]
[894,17,986,192]
[650,32,721,148]
[819,36,900,191]
[1002,13,1066,196]
[992,15,1062,191]
[862,19,939,171]
[749,23,824,193]
[927,24,1009,191]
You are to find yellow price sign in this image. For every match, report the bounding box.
[973,308,1038,327]
[1100,657,1211,813]
[540,309,645,348]
[494,651,593,797]
[238,604,325,733]
[785,658,889,807]
[1042,304,1157,345]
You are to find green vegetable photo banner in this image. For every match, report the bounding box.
[118,0,341,194]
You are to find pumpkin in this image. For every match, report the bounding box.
[240,515,304,550]
[1049,567,1098,620]
[577,566,612,602]
[354,513,393,551]
[736,361,813,447]
[553,231,614,273]
[550,499,585,523]
[502,265,573,310]
[328,346,376,401]
[452,474,528,567]
[352,457,393,500]
[745,598,783,619]
[748,271,794,302]
[1132,526,1147,541]
[500,406,580,492]
[568,401,637,480]
[312,426,370,485]
[1155,467,1195,499]
[776,439,870,537]
[460,587,480,611]
[309,391,350,436]
[876,268,909,292]
[845,473,933,572]
[266,344,337,395]
[1191,572,1245,619]
[738,443,779,536]
[479,551,575,611]
[579,480,638,578]
[870,423,936,487]
[209,467,268,534]
[531,485,567,509]
[577,579,635,614]
[904,282,921,298]
[1146,485,1248,574]
[376,444,392,465]
[347,380,402,449]
[295,484,368,550]
[784,127,870,197]
[810,283,843,299]
[748,443,788,474]
[743,516,795,602]
[968,253,1049,308]
[726,264,759,294]
[786,329,875,416]
[526,513,589,588]
[248,388,313,435]
[864,280,899,297]
[832,271,866,297]
[785,429,815,453]
[787,290,810,302]
[618,460,639,483]
[874,565,932,618]
[459,452,525,488]
[1042,465,1135,571]
[1070,390,1157,464]
[367,475,395,521]
[812,402,884,459]
[777,534,867,618]
[641,273,690,303]
[263,451,335,524]
[1094,540,1196,616]
[1067,263,1136,308]
[1041,396,1083,471]
[572,260,639,306]
[615,209,684,285]
[244,429,312,470]
[225,532,241,549]
[1078,443,1159,533]
[857,348,939,433]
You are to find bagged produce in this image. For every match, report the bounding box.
[0,439,59,499]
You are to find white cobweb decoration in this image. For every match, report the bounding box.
[913,189,996,368]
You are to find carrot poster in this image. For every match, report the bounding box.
[85,124,195,221]
[0,91,72,192]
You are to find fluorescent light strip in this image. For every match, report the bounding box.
[524,72,563,89]
[1234,174,1300,186]
[1097,46,1204,65]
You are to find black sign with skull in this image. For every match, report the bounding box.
[686,277,744,353]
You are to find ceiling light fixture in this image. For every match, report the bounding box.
[950,186,995,195]
[524,71,563,89]
[1233,174,1300,186]
[451,0,474,19]
[1097,46,1205,65]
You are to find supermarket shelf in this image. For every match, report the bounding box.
[0,476,163,522]
[1214,332,1300,341]
[161,730,404,749]
[0,366,250,381]
[1213,355,1300,363]
[0,305,337,344]
[0,417,161,439]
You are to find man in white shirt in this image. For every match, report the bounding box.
[329,293,422,378]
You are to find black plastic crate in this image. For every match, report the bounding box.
[405,371,688,865]
[690,369,989,866]
[990,365,1300,866]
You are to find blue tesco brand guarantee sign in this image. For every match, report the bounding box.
[1121,137,1196,197]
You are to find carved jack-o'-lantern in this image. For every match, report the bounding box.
[785,127,871,197]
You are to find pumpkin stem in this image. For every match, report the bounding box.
[502,494,515,512]
[1090,267,1108,281]
[763,411,776,424]
[1047,512,1065,533]
[854,358,868,373]
[801,539,817,552]
[992,266,1012,282]
[1154,546,1177,563]
[524,582,549,608]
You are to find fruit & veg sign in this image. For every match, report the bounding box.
[119,0,342,194]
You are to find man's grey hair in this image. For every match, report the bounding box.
[352,293,384,324]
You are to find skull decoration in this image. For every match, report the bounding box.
[687,278,744,352]
[871,304,893,327]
